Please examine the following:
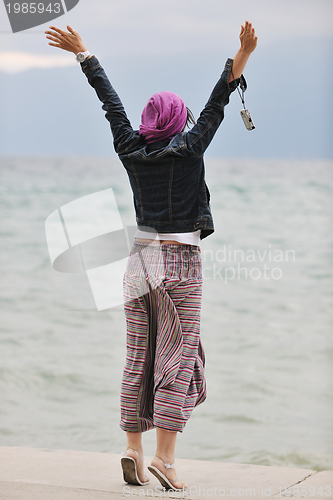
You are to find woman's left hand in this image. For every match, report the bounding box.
[228,20,257,82]
[45,25,87,54]
[239,21,257,55]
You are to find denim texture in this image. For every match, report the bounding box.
[81,56,240,239]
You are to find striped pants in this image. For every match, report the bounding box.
[120,241,207,433]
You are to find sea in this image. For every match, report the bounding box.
[0,156,332,471]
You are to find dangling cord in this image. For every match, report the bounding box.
[231,70,246,110]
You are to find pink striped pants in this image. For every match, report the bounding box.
[120,241,206,433]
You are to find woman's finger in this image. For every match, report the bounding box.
[67,25,76,34]
[46,34,60,42]
[45,32,61,42]
[45,29,62,40]
[48,25,67,35]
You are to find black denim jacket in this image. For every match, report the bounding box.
[81,56,240,239]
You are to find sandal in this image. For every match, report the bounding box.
[148,456,187,491]
[120,448,150,486]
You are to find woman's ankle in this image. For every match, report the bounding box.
[155,427,177,465]
[126,442,143,454]
[153,453,175,466]
[126,431,143,454]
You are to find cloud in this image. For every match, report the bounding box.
[0,52,76,74]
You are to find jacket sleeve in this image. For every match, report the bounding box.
[185,58,240,156]
[80,55,138,154]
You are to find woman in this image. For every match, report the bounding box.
[45,21,257,491]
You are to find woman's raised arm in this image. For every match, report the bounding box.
[44,26,139,154]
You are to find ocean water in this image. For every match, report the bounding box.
[0,156,332,471]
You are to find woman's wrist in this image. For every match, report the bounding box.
[75,50,91,63]
[238,46,253,57]
[74,46,88,55]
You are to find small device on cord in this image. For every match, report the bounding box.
[233,73,255,131]
[240,108,255,130]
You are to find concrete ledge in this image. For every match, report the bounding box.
[0,447,332,500]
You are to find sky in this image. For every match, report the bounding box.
[0,0,332,71]
[0,0,332,158]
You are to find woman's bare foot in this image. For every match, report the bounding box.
[151,455,187,490]
[126,447,149,484]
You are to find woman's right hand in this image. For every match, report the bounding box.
[45,25,89,55]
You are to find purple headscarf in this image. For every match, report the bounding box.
[139,91,187,144]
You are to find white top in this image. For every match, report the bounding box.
[135,229,201,246]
